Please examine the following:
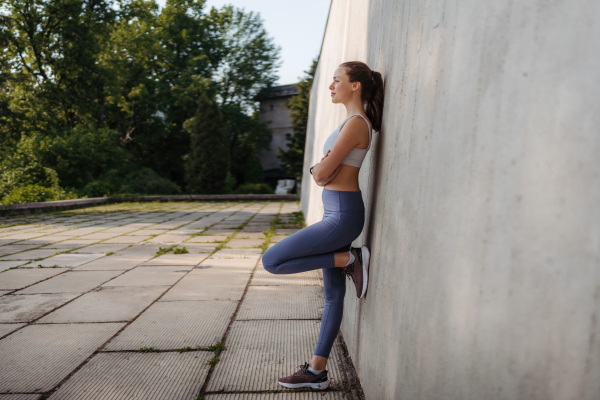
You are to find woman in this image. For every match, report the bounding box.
[262,61,384,390]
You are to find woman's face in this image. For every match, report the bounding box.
[329,67,354,104]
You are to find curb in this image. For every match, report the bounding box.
[0,194,299,216]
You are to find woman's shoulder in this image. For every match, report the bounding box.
[340,114,371,134]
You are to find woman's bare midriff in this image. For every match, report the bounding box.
[324,164,361,191]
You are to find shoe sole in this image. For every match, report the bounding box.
[278,379,331,390]
[359,245,370,298]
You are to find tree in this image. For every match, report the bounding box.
[279,59,317,178]
[184,93,229,194]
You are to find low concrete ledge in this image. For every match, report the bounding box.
[0,194,299,216]
[0,198,109,216]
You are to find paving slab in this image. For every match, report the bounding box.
[38,285,169,323]
[161,269,250,301]
[47,352,212,400]
[71,243,130,254]
[237,286,324,320]
[177,243,219,253]
[128,229,169,236]
[142,253,208,266]
[0,233,45,240]
[186,235,227,243]
[207,320,343,392]
[210,249,262,259]
[0,249,59,261]
[240,225,269,232]
[104,300,236,350]
[201,228,233,236]
[114,244,162,257]
[17,270,122,294]
[42,239,99,249]
[145,234,194,244]
[276,229,301,235]
[252,266,323,286]
[102,235,153,244]
[76,232,120,240]
[0,260,29,271]
[0,244,41,256]
[0,323,26,338]
[0,323,124,393]
[198,257,258,273]
[102,266,189,287]
[0,293,78,322]
[205,394,347,400]
[72,256,147,271]
[0,395,41,400]
[225,238,264,248]
[0,268,70,290]
[232,232,266,240]
[35,253,106,268]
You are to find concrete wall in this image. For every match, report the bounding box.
[302,1,600,399]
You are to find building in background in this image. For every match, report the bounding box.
[257,84,298,188]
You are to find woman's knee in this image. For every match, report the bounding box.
[261,248,280,274]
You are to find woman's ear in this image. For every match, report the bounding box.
[352,82,361,92]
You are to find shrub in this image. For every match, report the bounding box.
[1,184,76,204]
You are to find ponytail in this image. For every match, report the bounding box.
[339,61,385,131]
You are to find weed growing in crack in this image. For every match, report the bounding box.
[176,346,193,353]
[207,342,226,356]
[138,347,157,353]
[207,342,226,366]
[155,245,176,257]
[174,247,189,254]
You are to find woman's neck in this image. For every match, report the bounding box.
[343,99,365,117]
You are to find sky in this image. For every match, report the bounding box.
[155,0,331,85]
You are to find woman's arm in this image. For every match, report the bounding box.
[311,117,367,186]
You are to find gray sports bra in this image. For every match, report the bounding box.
[322,114,372,168]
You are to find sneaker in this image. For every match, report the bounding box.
[343,245,370,298]
[277,363,330,390]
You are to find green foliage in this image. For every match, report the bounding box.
[0,0,280,200]
[184,93,229,194]
[235,183,274,195]
[0,135,75,204]
[1,185,76,205]
[37,126,131,191]
[138,347,157,353]
[173,247,189,254]
[279,59,318,178]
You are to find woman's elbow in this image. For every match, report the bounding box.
[312,170,328,186]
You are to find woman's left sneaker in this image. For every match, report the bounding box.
[343,245,370,298]
[278,363,330,389]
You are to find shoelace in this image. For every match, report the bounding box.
[342,263,356,284]
[293,363,310,376]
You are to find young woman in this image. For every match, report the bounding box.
[262,61,384,390]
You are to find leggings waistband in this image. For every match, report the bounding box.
[322,188,364,213]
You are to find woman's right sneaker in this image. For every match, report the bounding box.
[277,363,330,389]
[343,245,370,298]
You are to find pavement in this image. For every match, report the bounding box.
[0,201,363,400]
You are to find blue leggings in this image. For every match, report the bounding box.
[262,188,365,358]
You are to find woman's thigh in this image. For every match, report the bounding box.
[262,212,363,268]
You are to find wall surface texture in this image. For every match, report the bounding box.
[302,1,600,399]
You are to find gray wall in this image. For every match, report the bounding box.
[302,1,600,399]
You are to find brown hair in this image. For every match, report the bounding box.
[339,61,384,132]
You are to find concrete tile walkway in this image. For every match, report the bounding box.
[0,201,363,399]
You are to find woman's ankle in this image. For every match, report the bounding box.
[333,251,351,268]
